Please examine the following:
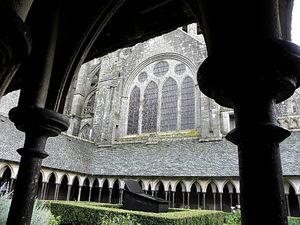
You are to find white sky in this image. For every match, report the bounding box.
[292,1,300,45]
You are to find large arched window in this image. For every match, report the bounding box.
[83,93,95,116]
[142,81,158,133]
[79,123,91,140]
[181,77,195,130]
[161,78,178,132]
[127,86,140,134]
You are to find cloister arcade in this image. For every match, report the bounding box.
[1,161,299,216]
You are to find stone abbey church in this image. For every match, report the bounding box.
[0,24,300,215]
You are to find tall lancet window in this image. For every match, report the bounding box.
[127,86,140,134]
[181,76,195,129]
[161,78,178,131]
[142,81,158,133]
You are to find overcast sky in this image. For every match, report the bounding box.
[292,1,300,45]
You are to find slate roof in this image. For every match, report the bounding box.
[0,115,299,177]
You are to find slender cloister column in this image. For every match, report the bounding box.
[197,192,200,209]
[42,182,48,200]
[212,192,216,210]
[286,194,291,216]
[67,185,72,201]
[172,191,175,208]
[9,178,15,192]
[77,186,82,201]
[186,192,190,209]
[108,188,112,203]
[39,182,46,199]
[202,192,206,209]
[88,186,92,202]
[119,188,124,204]
[54,183,60,200]
[219,193,223,211]
[298,195,300,213]
[98,187,102,202]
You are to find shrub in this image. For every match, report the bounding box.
[47,201,224,225]
[99,214,140,225]
[0,193,60,225]
[288,217,300,225]
[223,207,241,225]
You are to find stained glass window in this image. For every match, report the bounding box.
[80,124,91,140]
[127,86,140,134]
[142,81,158,133]
[161,78,178,131]
[181,77,195,129]
[83,93,95,116]
[153,61,169,77]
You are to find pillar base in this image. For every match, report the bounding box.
[6,106,69,225]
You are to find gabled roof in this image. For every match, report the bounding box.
[1,115,299,177]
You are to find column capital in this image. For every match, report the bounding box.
[198,39,300,108]
[9,106,69,158]
[9,106,69,137]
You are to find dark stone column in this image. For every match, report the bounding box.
[186,0,300,223]
[6,0,69,224]
[229,193,233,208]
[197,192,200,209]
[9,178,15,192]
[285,194,291,216]
[6,107,68,224]
[297,195,300,215]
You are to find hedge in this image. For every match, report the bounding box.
[288,217,300,225]
[45,201,224,225]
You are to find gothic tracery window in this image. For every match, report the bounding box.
[161,78,178,132]
[83,93,95,116]
[127,86,140,135]
[79,124,91,140]
[181,76,195,130]
[142,81,158,133]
